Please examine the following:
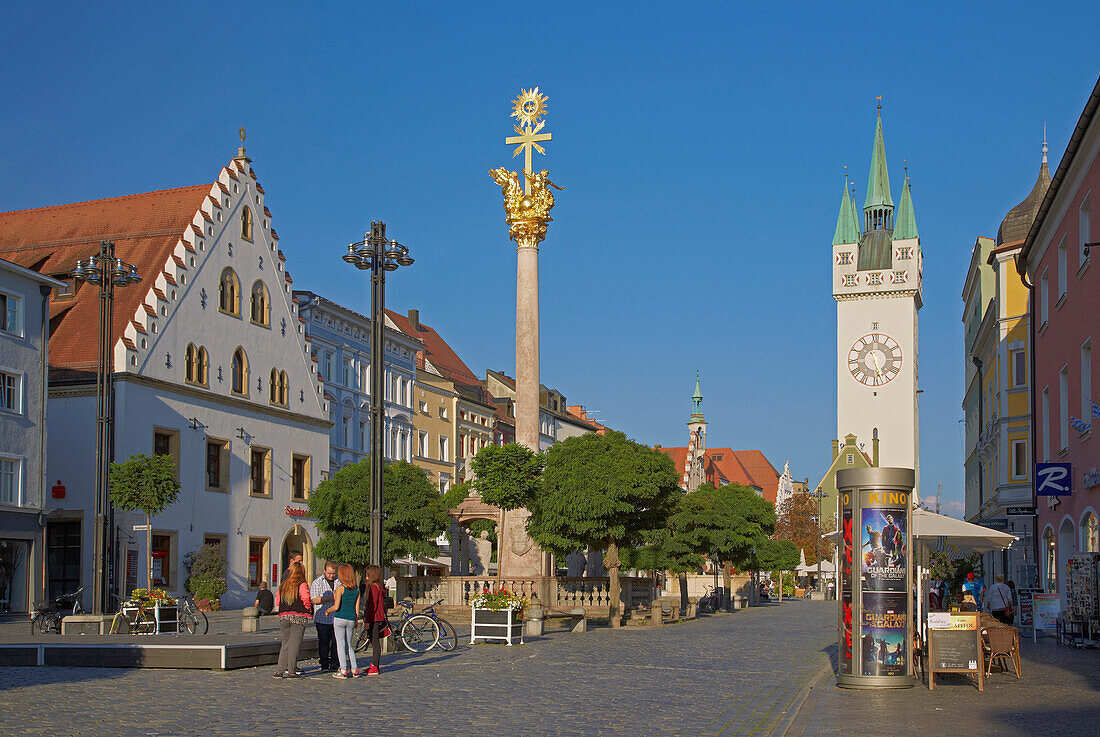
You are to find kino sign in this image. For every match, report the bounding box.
[837,467,915,689]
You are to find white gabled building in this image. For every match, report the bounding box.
[0,142,331,608]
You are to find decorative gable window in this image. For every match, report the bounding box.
[269,368,289,407]
[868,273,882,286]
[219,268,240,316]
[843,274,857,287]
[241,207,253,242]
[250,281,269,327]
[232,347,249,396]
[185,344,209,386]
[838,252,852,265]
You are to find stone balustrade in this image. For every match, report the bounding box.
[396,575,656,614]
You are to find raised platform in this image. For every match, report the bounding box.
[0,633,317,670]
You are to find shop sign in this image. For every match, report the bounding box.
[51,481,65,499]
[980,518,1009,532]
[284,505,311,518]
[1006,506,1036,516]
[1035,463,1072,496]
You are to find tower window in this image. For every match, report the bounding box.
[897,246,912,260]
[868,273,882,286]
[843,275,857,287]
[838,252,852,265]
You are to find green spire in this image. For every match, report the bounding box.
[690,373,705,423]
[894,174,918,239]
[863,109,894,211]
[832,179,860,245]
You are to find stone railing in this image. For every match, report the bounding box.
[396,575,656,613]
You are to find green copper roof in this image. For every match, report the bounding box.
[863,111,894,211]
[894,176,918,239]
[692,375,703,404]
[832,181,860,245]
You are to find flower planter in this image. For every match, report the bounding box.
[121,603,179,634]
[470,607,524,646]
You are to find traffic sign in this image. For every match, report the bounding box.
[132,524,151,531]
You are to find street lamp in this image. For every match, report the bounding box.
[70,240,142,614]
[342,221,413,568]
[809,487,827,596]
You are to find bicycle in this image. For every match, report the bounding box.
[697,586,719,614]
[109,602,157,635]
[30,586,86,634]
[355,598,454,653]
[175,593,209,634]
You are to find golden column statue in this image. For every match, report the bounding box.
[490,88,562,578]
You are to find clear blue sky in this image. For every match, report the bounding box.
[3,2,1099,517]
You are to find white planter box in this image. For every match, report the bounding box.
[470,607,524,646]
[120,603,179,634]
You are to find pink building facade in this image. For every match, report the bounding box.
[1019,76,1100,602]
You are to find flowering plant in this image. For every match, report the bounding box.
[469,588,528,613]
[127,588,175,606]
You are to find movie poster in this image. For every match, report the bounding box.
[861,592,907,677]
[840,592,853,674]
[860,507,907,592]
[841,506,853,595]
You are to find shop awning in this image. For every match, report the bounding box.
[912,508,1017,554]
[796,559,836,573]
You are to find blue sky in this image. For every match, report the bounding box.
[3,2,1099,517]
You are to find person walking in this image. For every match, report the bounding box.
[274,562,312,678]
[310,562,339,672]
[984,574,1015,625]
[361,564,388,676]
[326,564,362,679]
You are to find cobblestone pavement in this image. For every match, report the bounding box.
[0,601,834,737]
[786,631,1100,737]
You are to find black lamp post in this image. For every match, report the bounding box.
[809,487,827,595]
[70,240,141,614]
[343,222,413,568]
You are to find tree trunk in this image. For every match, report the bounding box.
[496,507,505,590]
[778,571,783,602]
[721,563,732,611]
[605,542,621,628]
[146,513,152,593]
[678,571,688,613]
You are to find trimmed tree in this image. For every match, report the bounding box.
[529,431,679,622]
[621,523,699,611]
[668,482,777,607]
[469,442,544,586]
[109,453,181,592]
[309,459,449,567]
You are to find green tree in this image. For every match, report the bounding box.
[668,482,777,605]
[621,523,700,611]
[469,442,544,585]
[309,459,449,567]
[109,453,181,591]
[755,538,801,602]
[183,543,228,607]
[529,431,679,621]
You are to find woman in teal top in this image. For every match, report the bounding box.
[325,564,362,678]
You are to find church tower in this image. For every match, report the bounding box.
[683,374,708,491]
[832,106,922,491]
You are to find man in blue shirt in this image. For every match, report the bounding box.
[309,562,339,672]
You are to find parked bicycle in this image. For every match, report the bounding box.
[176,593,209,635]
[30,586,86,634]
[109,601,157,635]
[355,598,457,654]
[697,586,720,613]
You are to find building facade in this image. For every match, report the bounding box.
[0,260,63,612]
[833,108,922,492]
[0,144,329,608]
[1018,76,1100,603]
[963,145,1048,585]
[293,293,421,473]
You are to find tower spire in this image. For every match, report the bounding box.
[833,170,860,245]
[863,103,894,231]
[1042,123,1048,165]
[894,163,918,240]
[689,373,705,424]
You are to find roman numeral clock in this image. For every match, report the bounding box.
[847,333,902,387]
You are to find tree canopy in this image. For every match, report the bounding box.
[670,482,777,571]
[755,538,802,571]
[109,453,180,517]
[774,489,834,565]
[471,442,544,511]
[309,459,449,567]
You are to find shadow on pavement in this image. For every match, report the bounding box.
[0,665,130,691]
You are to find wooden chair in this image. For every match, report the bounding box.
[983,624,1021,678]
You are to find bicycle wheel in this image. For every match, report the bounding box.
[133,611,156,635]
[353,622,371,653]
[32,614,57,636]
[193,608,209,634]
[435,617,457,651]
[399,615,439,653]
[179,610,198,634]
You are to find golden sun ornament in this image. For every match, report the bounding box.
[511,88,548,127]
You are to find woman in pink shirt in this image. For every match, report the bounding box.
[274,562,313,678]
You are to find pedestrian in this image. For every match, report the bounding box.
[274,562,312,679]
[326,564,362,679]
[361,563,388,676]
[984,574,1014,625]
[254,581,274,616]
[309,562,339,672]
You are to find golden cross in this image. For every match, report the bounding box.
[506,122,552,193]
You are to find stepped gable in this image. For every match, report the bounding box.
[0,185,210,375]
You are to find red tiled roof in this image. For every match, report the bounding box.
[141,303,155,316]
[162,269,177,286]
[181,239,195,253]
[256,182,264,193]
[0,184,211,373]
[387,309,488,403]
[217,182,229,194]
[130,319,147,334]
[656,446,781,503]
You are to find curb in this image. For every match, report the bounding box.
[769,664,833,737]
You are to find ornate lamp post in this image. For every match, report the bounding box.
[809,487,827,595]
[70,240,141,614]
[342,222,413,567]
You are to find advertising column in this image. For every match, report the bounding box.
[836,467,914,689]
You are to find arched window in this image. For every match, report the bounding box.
[250,280,269,326]
[185,344,197,382]
[279,370,289,406]
[231,347,249,396]
[219,268,240,316]
[1083,513,1099,553]
[197,346,208,385]
[241,207,253,241]
[269,368,279,404]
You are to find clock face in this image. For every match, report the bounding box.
[848,333,902,386]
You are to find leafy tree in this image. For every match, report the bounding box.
[529,431,679,621]
[621,524,700,611]
[184,543,228,607]
[109,453,181,591]
[309,459,449,567]
[775,489,834,565]
[440,479,475,511]
[755,538,801,602]
[668,482,777,604]
[469,443,544,585]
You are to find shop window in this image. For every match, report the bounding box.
[0,538,30,613]
[205,438,230,491]
[291,455,310,501]
[219,268,240,316]
[151,534,173,588]
[250,446,272,497]
[1043,527,1057,592]
[1083,514,1099,553]
[46,520,81,603]
[248,537,269,589]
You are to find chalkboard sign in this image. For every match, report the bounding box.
[927,612,983,692]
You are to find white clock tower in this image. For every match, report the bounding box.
[832,106,922,491]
